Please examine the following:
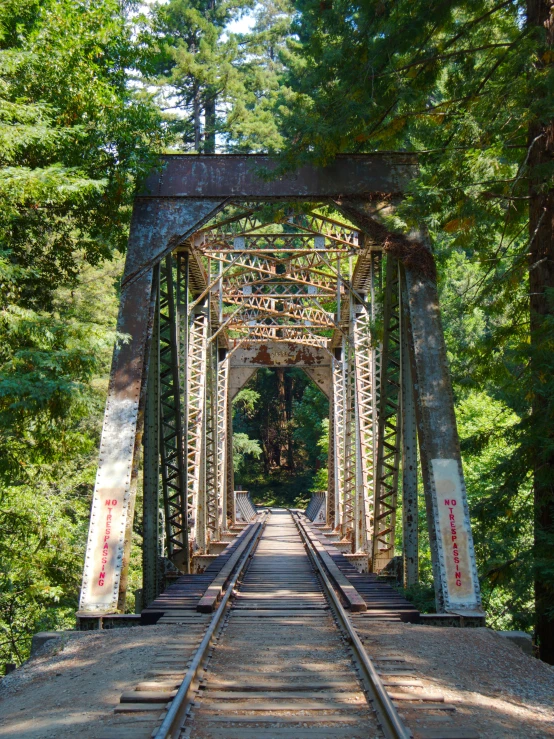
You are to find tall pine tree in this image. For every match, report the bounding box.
[147,0,293,151]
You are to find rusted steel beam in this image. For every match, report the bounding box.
[229,342,331,368]
[401,258,482,613]
[400,270,419,587]
[143,270,161,606]
[79,270,155,614]
[372,256,401,572]
[139,154,417,200]
[159,255,189,570]
[121,198,226,288]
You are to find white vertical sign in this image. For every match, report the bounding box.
[431,459,479,607]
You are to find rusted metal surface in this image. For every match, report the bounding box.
[159,256,189,570]
[302,366,332,398]
[139,154,417,200]
[230,341,331,368]
[373,257,401,572]
[142,274,161,606]
[401,259,482,613]
[400,270,419,588]
[79,270,154,614]
[122,198,226,287]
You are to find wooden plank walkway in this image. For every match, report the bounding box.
[141,524,254,624]
[303,517,420,622]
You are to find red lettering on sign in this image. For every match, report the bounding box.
[446,497,463,590]
[98,498,118,586]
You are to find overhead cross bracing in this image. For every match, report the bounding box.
[78,154,483,621]
[187,206,363,351]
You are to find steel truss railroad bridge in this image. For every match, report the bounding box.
[79,154,483,619]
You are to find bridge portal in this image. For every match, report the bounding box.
[78,154,482,618]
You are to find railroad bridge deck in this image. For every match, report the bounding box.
[1,508,553,738]
[137,511,419,628]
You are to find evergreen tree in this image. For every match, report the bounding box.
[224,0,293,151]
[279,0,554,660]
[148,0,293,152]
[148,0,249,151]
[0,0,164,669]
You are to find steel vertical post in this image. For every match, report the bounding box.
[327,401,336,528]
[352,299,375,554]
[143,268,160,605]
[187,306,209,552]
[372,256,402,572]
[400,270,419,587]
[179,251,190,564]
[159,254,189,572]
[217,350,229,533]
[332,352,346,530]
[226,393,235,524]
[205,339,219,544]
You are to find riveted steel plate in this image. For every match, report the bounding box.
[139,154,417,199]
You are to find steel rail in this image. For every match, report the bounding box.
[153,515,267,739]
[291,511,412,739]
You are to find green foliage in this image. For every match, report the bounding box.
[233,368,328,505]
[147,0,292,151]
[224,0,292,151]
[232,432,263,471]
[0,0,164,305]
[0,0,165,671]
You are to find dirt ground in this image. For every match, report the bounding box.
[354,619,554,738]
[0,622,553,738]
[0,625,185,739]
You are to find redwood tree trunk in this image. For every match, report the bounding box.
[204,96,216,154]
[276,368,288,467]
[527,0,554,665]
[285,372,295,470]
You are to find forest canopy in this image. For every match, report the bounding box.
[0,0,553,667]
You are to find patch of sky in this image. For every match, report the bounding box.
[227,11,256,35]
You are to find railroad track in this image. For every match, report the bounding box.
[125,509,409,739]
[102,509,478,739]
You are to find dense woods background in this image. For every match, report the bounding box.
[1,0,553,668]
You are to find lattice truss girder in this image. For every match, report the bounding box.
[187,309,209,551]
[194,209,361,348]
[331,356,347,530]
[216,354,229,532]
[373,258,402,571]
[352,303,375,552]
[159,256,188,569]
[205,341,218,542]
[156,206,401,565]
[193,211,361,249]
